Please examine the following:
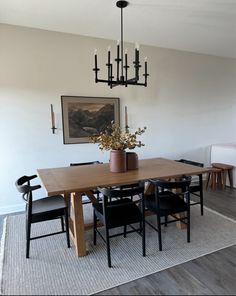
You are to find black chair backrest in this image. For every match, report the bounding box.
[98,183,145,200]
[15,175,41,203]
[70,161,102,166]
[150,176,192,194]
[97,183,145,219]
[178,159,204,168]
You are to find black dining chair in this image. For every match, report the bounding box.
[145,176,191,251]
[93,183,146,267]
[70,161,103,204]
[15,175,70,258]
[176,159,204,215]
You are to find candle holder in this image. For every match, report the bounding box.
[125,125,129,133]
[51,126,57,134]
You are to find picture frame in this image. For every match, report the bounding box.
[61,96,120,144]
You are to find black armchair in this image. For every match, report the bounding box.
[15,175,70,258]
[93,184,146,267]
[145,176,191,251]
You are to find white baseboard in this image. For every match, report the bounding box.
[0,204,24,215]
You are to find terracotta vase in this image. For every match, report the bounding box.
[127,152,139,170]
[109,150,127,173]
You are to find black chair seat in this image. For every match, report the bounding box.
[32,195,66,215]
[145,191,188,216]
[94,198,142,229]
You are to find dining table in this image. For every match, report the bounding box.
[37,157,210,257]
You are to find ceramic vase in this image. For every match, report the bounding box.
[109,150,127,173]
[126,152,139,170]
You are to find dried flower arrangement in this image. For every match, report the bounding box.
[89,121,146,151]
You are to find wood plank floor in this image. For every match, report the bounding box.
[1,186,235,295]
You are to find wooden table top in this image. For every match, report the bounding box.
[37,157,210,195]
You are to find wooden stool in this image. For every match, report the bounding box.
[205,167,223,190]
[212,163,234,189]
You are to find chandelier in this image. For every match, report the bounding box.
[93,0,149,88]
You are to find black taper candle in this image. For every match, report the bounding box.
[125,52,128,86]
[117,43,120,81]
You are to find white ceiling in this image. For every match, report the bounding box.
[0,0,236,58]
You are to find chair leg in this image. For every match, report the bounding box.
[164,215,168,226]
[105,227,112,268]
[157,214,162,251]
[142,218,146,257]
[93,210,97,246]
[26,220,31,258]
[205,172,210,189]
[60,216,65,232]
[199,175,204,216]
[222,170,226,189]
[64,209,70,248]
[212,172,216,190]
[124,225,127,237]
[187,209,190,243]
[228,169,233,188]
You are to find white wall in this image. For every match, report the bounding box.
[0,24,236,214]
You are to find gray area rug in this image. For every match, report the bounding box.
[0,206,236,295]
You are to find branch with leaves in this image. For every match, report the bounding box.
[89,121,147,151]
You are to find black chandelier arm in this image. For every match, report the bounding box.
[93,67,100,83]
[143,60,149,85]
[94,78,147,87]
[124,52,129,86]
[109,63,114,88]
[115,42,121,81]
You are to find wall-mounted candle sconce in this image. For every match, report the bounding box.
[50,104,57,134]
[125,106,129,133]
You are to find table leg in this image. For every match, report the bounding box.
[175,212,187,229]
[63,192,71,212]
[84,190,98,204]
[71,192,87,257]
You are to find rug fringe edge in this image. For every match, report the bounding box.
[0,217,8,296]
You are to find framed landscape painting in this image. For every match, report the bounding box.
[61,96,120,144]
